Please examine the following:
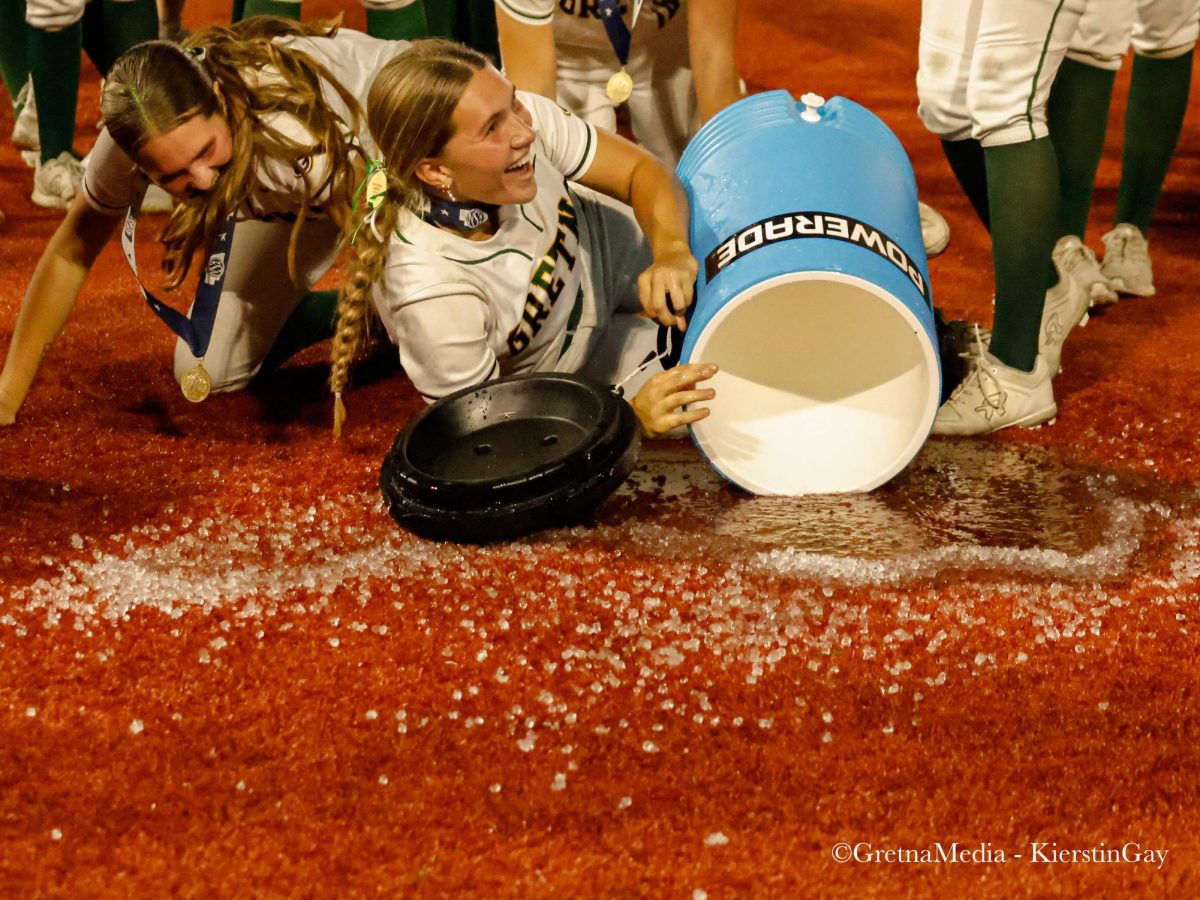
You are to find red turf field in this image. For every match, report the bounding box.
[2,1,1200,895]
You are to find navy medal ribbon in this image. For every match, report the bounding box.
[120,182,235,401]
[423,195,496,232]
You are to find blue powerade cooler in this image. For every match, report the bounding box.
[677,90,941,495]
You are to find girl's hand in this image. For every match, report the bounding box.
[631,362,718,438]
[637,248,698,331]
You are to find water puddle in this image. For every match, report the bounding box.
[594,440,1197,584]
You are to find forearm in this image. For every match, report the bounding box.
[627,155,691,261]
[0,203,110,421]
[495,12,558,99]
[688,0,743,126]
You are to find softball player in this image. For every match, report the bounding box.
[917,0,1090,436]
[330,40,716,438]
[495,0,954,258]
[0,21,408,425]
[21,0,158,208]
[494,0,726,165]
[1051,0,1200,300]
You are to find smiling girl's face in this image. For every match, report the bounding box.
[423,65,538,207]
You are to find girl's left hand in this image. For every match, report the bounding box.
[637,248,698,331]
[631,362,718,438]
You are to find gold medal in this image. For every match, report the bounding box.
[180,362,212,403]
[606,68,634,104]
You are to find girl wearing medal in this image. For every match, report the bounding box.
[493,0,954,257]
[329,39,717,438]
[0,17,408,424]
[493,0,742,165]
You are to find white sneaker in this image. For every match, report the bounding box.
[919,200,950,258]
[1100,223,1155,297]
[31,152,84,209]
[11,77,38,151]
[1040,255,1091,374]
[932,348,1056,436]
[1052,234,1118,307]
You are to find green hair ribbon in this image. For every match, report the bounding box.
[350,159,388,243]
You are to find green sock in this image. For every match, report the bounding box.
[1047,57,1115,239]
[1115,51,1193,233]
[29,22,82,161]
[366,3,427,40]
[242,0,302,20]
[258,290,338,376]
[984,138,1061,373]
[0,0,29,100]
[97,0,159,75]
[456,0,499,57]
[425,0,456,38]
[940,138,990,230]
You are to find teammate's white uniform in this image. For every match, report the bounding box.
[1069,0,1200,71]
[81,30,408,391]
[917,0,1089,147]
[373,92,664,403]
[494,0,694,165]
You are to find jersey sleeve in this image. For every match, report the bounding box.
[494,0,554,25]
[375,280,500,403]
[252,110,337,206]
[81,128,150,215]
[521,91,598,181]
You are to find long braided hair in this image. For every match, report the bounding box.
[101,16,364,289]
[329,39,490,436]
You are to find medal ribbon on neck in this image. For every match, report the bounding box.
[422,194,496,232]
[597,0,632,67]
[120,183,236,400]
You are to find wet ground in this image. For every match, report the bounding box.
[594,439,1196,585]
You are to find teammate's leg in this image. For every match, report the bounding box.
[362,0,428,40]
[174,218,342,391]
[26,0,85,208]
[0,0,29,106]
[240,0,300,21]
[1100,0,1199,295]
[1114,0,1199,232]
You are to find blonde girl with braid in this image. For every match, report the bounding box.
[0,18,410,426]
[331,39,717,439]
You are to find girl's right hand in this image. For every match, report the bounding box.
[630,363,718,438]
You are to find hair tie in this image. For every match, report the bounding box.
[350,159,388,243]
[190,46,207,63]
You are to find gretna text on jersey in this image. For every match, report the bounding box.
[508,193,581,355]
[704,211,930,302]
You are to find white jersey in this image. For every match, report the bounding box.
[83,29,407,219]
[372,92,600,402]
[496,0,686,71]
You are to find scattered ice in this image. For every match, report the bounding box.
[705,832,730,846]
[51,829,62,841]
[129,719,144,735]
[551,772,567,791]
